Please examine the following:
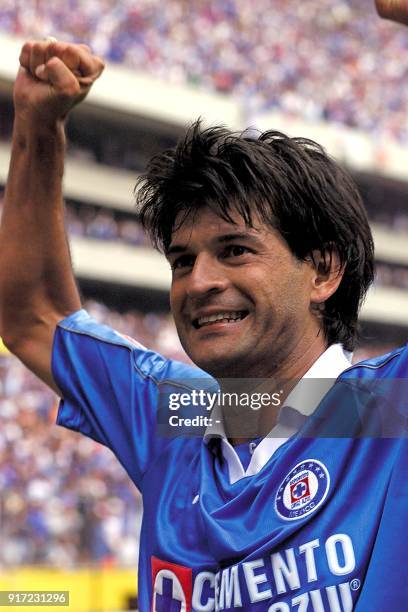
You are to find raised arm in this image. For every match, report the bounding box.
[0,40,104,390]
[375,0,408,24]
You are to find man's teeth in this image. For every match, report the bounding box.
[196,312,246,327]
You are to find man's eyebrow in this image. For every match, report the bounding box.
[166,231,261,255]
[217,232,260,243]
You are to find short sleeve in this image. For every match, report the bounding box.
[52,309,209,489]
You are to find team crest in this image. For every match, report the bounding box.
[275,459,330,521]
[151,556,192,612]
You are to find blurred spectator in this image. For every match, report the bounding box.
[375,261,408,290]
[0,0,407,143]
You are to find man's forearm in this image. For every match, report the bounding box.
[0,117,81,351]
[0,41,103,387]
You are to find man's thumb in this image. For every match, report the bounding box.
[35,64,48,81]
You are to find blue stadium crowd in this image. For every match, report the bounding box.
[0,0,407,143]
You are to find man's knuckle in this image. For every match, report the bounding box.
[21,41,33,54]
[47,56,60,69]
[32,41,45,53]
[65,45,79,59]
[95,59,105,74]
[63,45,75,57]
[62,83,81,97]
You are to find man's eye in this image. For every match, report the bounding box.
[171,255,194,270]
[224,245,250,257]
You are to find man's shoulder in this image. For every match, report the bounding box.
[340,343,408,380]
[55,308,215,389]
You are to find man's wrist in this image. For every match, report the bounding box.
[12,116,66,152]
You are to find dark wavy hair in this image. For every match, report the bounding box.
[135,120,374,351]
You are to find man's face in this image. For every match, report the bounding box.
[166,207,321,378]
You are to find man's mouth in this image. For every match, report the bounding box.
[193,311,249,329]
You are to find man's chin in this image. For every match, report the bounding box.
[189,350,248,379]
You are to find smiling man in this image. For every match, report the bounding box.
[1,3,408,611]
[166,207,335,381]
[136,125,374,448]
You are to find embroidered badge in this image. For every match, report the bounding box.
[275,459,330,521]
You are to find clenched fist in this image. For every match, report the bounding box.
[375,0,408,24]
[14,40,105,126]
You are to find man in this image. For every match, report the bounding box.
[0,1,407,610]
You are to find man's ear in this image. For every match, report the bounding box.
[309,249,344,305]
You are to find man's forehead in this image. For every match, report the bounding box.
[170,207,264,244]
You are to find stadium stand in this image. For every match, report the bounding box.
[0,0,407,143]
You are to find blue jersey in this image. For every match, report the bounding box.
[53,309,408,611]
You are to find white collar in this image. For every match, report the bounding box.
[203,344,352,484]
[283,343,352,417]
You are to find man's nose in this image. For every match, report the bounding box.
[186,254,228,299]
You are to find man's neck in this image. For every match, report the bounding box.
[223,334,329,446]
